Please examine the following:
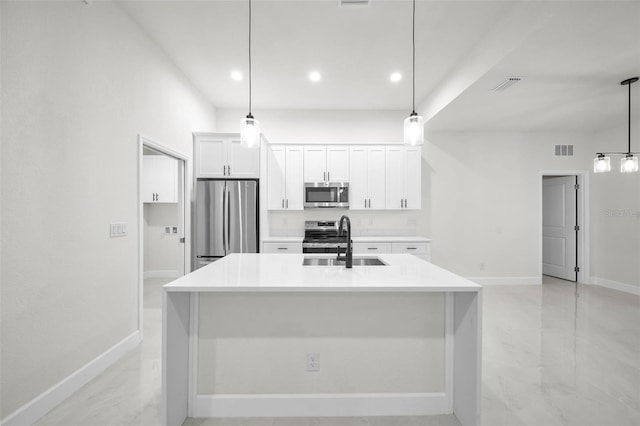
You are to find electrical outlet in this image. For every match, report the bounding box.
[306,352,320,372]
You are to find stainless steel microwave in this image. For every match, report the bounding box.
[304,182,349,208]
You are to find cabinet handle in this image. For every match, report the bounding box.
[228,165,231,175]
[368,247,378,250]
[368,199,371,208]
[223,165,226,175]
[406,247,417,250]
[282,199,285,208]
[277,247,288,251]
[327,171,330,181]
[405,198,408,208]
[286,199,289,208]
[324,171,326,182]
[156,193,159,201]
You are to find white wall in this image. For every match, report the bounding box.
[0,1,216,419]
[590,125,640,288]
[143,203,181,276]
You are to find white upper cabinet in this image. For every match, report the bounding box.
[143,155,178,203]
[194,133,259,179]
[385,146,421,210]
[267,145,303,210]
[303,146,349,183]
[349,146,386,210]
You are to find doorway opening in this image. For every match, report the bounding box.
[540,171,589,283]
[138,135,189,338]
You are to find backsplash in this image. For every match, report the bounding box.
[267,209,424,237]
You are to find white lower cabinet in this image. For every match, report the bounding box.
[391,242,431,262]
[352,242,392,254]
[352,239,431,262]
[263,242,302,253]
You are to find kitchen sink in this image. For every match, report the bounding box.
[302,256,387,266]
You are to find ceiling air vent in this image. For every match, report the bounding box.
[338,0,371,7]
[554,145,574,157]
[492,76,524,92]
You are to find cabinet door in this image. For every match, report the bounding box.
[326,146,349,182]
[404,146,422,210]
[349,147,368,210]
[228,137,260,178]
[156,156,178,203]
[385,146,404,210]
[285,146,304,210]
[263,242,302,253]
[196,136,226,178]
[142,156,157,203]
[267,146,286,210]
[303,146,327,182]
[143,156,178,203]
[367,147,386,209]
[352,242,392,254]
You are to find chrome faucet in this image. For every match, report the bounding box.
[337,215,352,268]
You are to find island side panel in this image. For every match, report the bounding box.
[196,292,446,396]
[163,291,191,426]
[452,291,482,426]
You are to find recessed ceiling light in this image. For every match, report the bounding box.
[231,71,243,81]
[309,71,321,82]
[390,72,402,83]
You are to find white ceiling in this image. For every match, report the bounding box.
[119,0,640,132]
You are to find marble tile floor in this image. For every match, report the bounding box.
[34,276,640,426]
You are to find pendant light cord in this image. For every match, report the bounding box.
[248,0,253,115]
[628,80,631,154]
[412,0,416,114]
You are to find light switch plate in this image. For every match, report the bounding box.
[110,222,127,238]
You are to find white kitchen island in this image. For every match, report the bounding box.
[163,253,482,426]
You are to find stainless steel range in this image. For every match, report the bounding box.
[302,220,350,254]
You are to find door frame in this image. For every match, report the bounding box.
[539,170,590,284]
[138,134,191,338]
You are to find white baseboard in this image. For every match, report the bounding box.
[144,270,180,279]
[1,331,141,426]
[467,276,541,286]
[193,393,448,418]
[590,277,640,296]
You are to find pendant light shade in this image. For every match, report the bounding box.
[241,114,260,148]
[593,77,639,173]
[593,154,611,173]
[240,0,260,148]
[404,0,424,146]
[404,112,424,146]
[621,154,638,173]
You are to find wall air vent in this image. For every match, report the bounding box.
[492,76,524,92]
[338,0,371,7]
[554,145,574,156]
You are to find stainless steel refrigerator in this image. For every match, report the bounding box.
[195,180,259,269]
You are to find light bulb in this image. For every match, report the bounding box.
[620,155,639,173]
[593,155,611,173]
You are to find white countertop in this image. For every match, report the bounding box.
[165,253,480,293]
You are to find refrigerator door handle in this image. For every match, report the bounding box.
[227,186,231,254]
[222,185,227,253]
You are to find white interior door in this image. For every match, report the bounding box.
[543,176,577,281]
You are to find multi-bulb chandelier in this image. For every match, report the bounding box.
[594,77,639,173]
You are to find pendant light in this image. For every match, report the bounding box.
[594,77,639,173]
[403,0,424,146]
[240,0,260,148]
